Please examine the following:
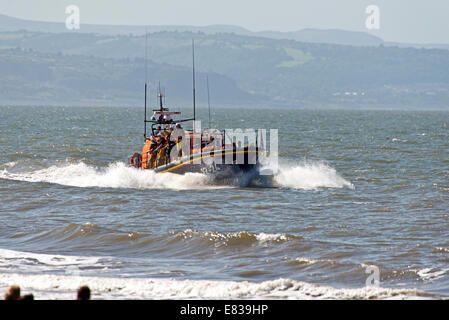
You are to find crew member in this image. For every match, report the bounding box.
[171,123,185,159]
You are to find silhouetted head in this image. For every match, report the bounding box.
[20,294,34,301]
[77,286,91,300]
[4,285,21,300]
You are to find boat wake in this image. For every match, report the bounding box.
[0,159,353,191]
[271,161,354,190]
[0,161,212,190]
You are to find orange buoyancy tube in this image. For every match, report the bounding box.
[141,139,152,169]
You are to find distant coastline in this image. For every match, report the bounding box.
[1,14,448,109]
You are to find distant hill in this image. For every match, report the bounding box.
[1,12,449,109]
[2,13,449,50]
[0,13,384,48]
[1,29,449,108]
[255,28,383,46]
[0,13,250,37]
[0,47,255,106]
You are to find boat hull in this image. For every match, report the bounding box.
[151,148,260,176]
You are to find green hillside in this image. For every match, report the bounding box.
[0,46,253,106]
[1,30,449,108]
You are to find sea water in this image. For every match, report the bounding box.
[0,105,448,299]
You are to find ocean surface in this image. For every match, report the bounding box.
[1,105,448,300]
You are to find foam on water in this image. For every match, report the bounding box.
[416,268,449,282]
[1,159,353,191]
[175,229,303,246]
[0,248,436,300]
[272,161,354,190]
[0,161,212,190]
[0,248,107,276]
[0,248,100,267]
[0,273,430,300]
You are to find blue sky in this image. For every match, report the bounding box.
[0,0,448,44]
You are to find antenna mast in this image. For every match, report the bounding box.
[192,39,196,131]
[158,81,163,111]
[144,29,148,139]
[207,75,211,128]
[145,28,148,84]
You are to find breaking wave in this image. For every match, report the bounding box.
[172,229,303,247]
[6,224,304,255]
[0,247,433,300]
[0,247,441,299]
[0,272,431,300]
